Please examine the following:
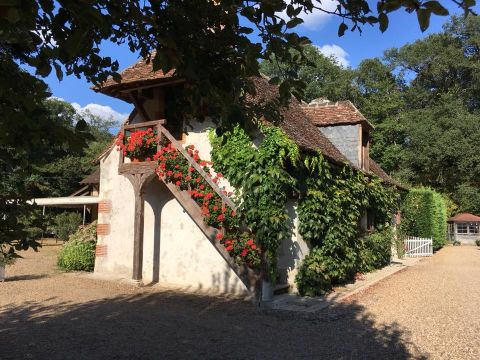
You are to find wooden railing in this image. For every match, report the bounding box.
[118,120,236,211]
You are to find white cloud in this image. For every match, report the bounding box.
[316,44,350,67]
[278,0,337,30]
[70,102,129,125]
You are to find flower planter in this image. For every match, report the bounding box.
[0,265,5,282]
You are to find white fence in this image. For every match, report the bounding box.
[404,236,433,257]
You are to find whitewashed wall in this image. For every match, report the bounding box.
[94,118,247,294]
[277,199,310,290]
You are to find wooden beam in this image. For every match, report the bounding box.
[117,78,185,94]
[129,92,151,122]
[123,119,166,130]
[125,173,156,282]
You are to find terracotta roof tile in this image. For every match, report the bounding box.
[448,213,480,222]
[247,77,350,165]
[93,57,178,100]
[301,99,373,128]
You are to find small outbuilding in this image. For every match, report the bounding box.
[447,213,480,245]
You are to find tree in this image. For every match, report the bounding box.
[374,16,480,213]
[33,100,115,198]
[260,45,361,103]
[1,1,474,120]
[0,1,476,258]
[0,56,102,261]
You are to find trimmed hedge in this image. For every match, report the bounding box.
[57,221,97,272]
[400,187,447,250]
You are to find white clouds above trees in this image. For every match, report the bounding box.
[316,44,350,67]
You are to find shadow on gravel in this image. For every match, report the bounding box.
[0,291,425,359]
[4,274,48,282]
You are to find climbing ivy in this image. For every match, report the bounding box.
[210,125,297,281]
[210,125,399,292]
[296,153,398,295]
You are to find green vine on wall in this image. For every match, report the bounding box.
[210,124,399,293]
[296,153,398,295]
[210,125,298,281]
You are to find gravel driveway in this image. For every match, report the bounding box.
[1,244,479,359]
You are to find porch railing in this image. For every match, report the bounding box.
[118,120,236,211]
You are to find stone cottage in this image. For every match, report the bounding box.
[80,57,400,296]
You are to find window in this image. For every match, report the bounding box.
[469,223,479,234]
[457,223,468,234]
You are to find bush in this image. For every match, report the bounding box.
[53,212,83,241]
[400,188,447,250]
[476,239,480,247]
[356,227,393,273]
[295,248,332,297]
[296,228,395,296]
[57,221,97,271]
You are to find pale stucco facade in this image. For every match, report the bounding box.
[94,113,309,294]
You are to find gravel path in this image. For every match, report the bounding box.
[1,244,479,359]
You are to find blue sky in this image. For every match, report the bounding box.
[40,2,471,123]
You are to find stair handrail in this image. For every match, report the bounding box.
[157,124,237,211]
[118,120,236,211]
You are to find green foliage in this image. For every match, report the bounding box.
[260,45,361,103]
[212,126,399,291]
[57,240,96,272]
[296,154,398,294]
[53,212,83,241]
[295,248,332,297]
[0,58,109,261]
[2,1,469,134]
[57,221,97,272]
[69,221,98,243]
[210,125,298,280]
[356,227,393,273]
[261,16,480,215]
[400,188,447,250]
[372,17,480,213]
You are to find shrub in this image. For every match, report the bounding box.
[53,212,82,241]
[476,239,480,247]
[295,248,332,297]
[57,221,97,271]
[400,188,447,250]
[357,227,393,273]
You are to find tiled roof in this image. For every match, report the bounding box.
[369,159,406,189]
[301,99,373,128]
[93,57,178,101]
[247,77,349,165]
[448,213,480,223]
[80,168,100,184]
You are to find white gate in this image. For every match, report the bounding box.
[404,236,433,257]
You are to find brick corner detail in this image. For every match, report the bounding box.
[95,244,107,257]
[98,200,112,214]
[97,223,110,236]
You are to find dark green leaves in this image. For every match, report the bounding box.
[417,8,431,32]
[378,12,389,33]
[338,22,348,37]
[423,1,449,16]
[286,17,304,29]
